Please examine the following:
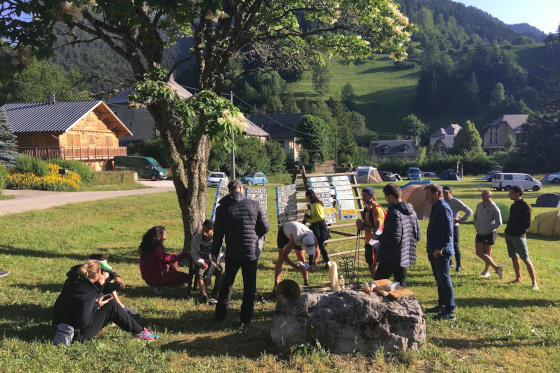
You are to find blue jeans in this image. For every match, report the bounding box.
[428,253,455,313]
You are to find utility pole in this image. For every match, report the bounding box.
[230,91,236,180]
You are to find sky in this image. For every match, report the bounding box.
[453,0,560,34]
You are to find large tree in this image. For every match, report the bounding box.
[1,0,412,250]
[295,115,329,163]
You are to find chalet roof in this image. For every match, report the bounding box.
[369,140,418,157]
[243,118,270,138]
[430,123,461,138]
[248,113,305,138]
[435,135,456,149]
[483,114,529,134]
[106,76,192,105]
[0,100,133,137]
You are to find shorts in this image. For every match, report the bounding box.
[195,262,225,280]
[365,244,378,267]
[277,226,302,251]
[505,234,530,260]
[475,231,497,245]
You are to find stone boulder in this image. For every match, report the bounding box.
[270,290,426,354]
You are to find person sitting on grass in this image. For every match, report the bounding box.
[190,219,225,305]
[138,226,190,295]
[53,260,157,345]
[87,254,139,320]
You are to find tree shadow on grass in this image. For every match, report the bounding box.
[0,244,85,261]
[160,320,276,358]
[458,297,558,309]
[431,336,549,350]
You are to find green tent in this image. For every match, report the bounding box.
[495,202,510,224]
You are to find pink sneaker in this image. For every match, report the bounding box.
[135,328,158,340]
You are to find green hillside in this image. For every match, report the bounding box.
[287,54,420,138]
[287,43,546,138]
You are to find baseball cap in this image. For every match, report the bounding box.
[98,259,112,271]
[362,187,375,196]
[302,234,316,256]
[228,179,243,191]
[442,186,452,192]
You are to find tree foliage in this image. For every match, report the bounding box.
[0,0,412,249]
[0,109,19,168]
[448,120,483,157]
[312,63,332,96]
[295,115,329,163]
[402,113,428,138]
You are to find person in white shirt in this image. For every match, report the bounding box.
[273,221,319,294]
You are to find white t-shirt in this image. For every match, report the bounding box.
[283,221,313,246]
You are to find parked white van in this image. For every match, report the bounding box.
[491,173,542,192]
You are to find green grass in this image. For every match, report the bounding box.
[287,54,420,137]
[1,177,560,371]
[0,194,14,200]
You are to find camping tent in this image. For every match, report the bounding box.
[401,184,433,220]
[440,169,461,181]
[401,180,435,189]
[527,210,560,237]
[495,202,510,223]
[536,193,560,208]
[356,166,383,184]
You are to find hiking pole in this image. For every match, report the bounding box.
[355,228,361,286]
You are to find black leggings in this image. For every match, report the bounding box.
[309,238,329,263]
[76,300,143,342]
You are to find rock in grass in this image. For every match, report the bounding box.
[270,290,426,354]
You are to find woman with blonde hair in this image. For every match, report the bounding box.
[52,260,157,345]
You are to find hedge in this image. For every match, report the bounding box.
[0,163,7,193]
[48,158,96,183]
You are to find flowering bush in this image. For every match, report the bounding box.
[6,163,82,191]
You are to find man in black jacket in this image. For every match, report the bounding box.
[374,183,421,288]
[505,186,538,290]
[212,179,270,325]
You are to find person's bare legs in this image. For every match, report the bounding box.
[510,257,522,283]
[369,264,377,279]
[274,248,286,285]
[523,258,538,288]
[476,242,499,274]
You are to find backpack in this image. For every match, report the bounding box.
[366,203,387,230]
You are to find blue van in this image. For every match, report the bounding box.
[113,156,168,180]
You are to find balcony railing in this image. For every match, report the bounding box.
[18,146,127,160]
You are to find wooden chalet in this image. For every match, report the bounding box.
[0,98,132,171]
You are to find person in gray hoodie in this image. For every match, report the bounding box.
[374,183,421,288]
[473,190,503,279]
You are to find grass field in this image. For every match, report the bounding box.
[1,177,560,372]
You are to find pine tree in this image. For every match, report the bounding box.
[337,123,358,164]
[449,120,483,156]
[0,109,19,168]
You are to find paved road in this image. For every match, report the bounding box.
[0,180,175,216]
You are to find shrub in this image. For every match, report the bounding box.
[6,163,81,191]
[91,171,136,185]
[48,158,96,183]
[0,163,7,192]
[14,155,48,176]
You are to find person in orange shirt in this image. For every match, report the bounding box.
[356,187,386,278]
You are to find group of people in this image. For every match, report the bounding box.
[52,178,539,344]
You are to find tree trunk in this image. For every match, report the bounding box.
[147,101,210,251]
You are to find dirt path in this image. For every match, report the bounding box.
[0,180,175,216]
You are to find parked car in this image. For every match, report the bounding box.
[483,166,503,181]
[546,172,560,184]
[113,156,168,181]
[407,167,422,180]
[379,171,397,182]
[491,173,541,192]
[207,172,228,188]
[422,171,437,177]
[240,172,268,186]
